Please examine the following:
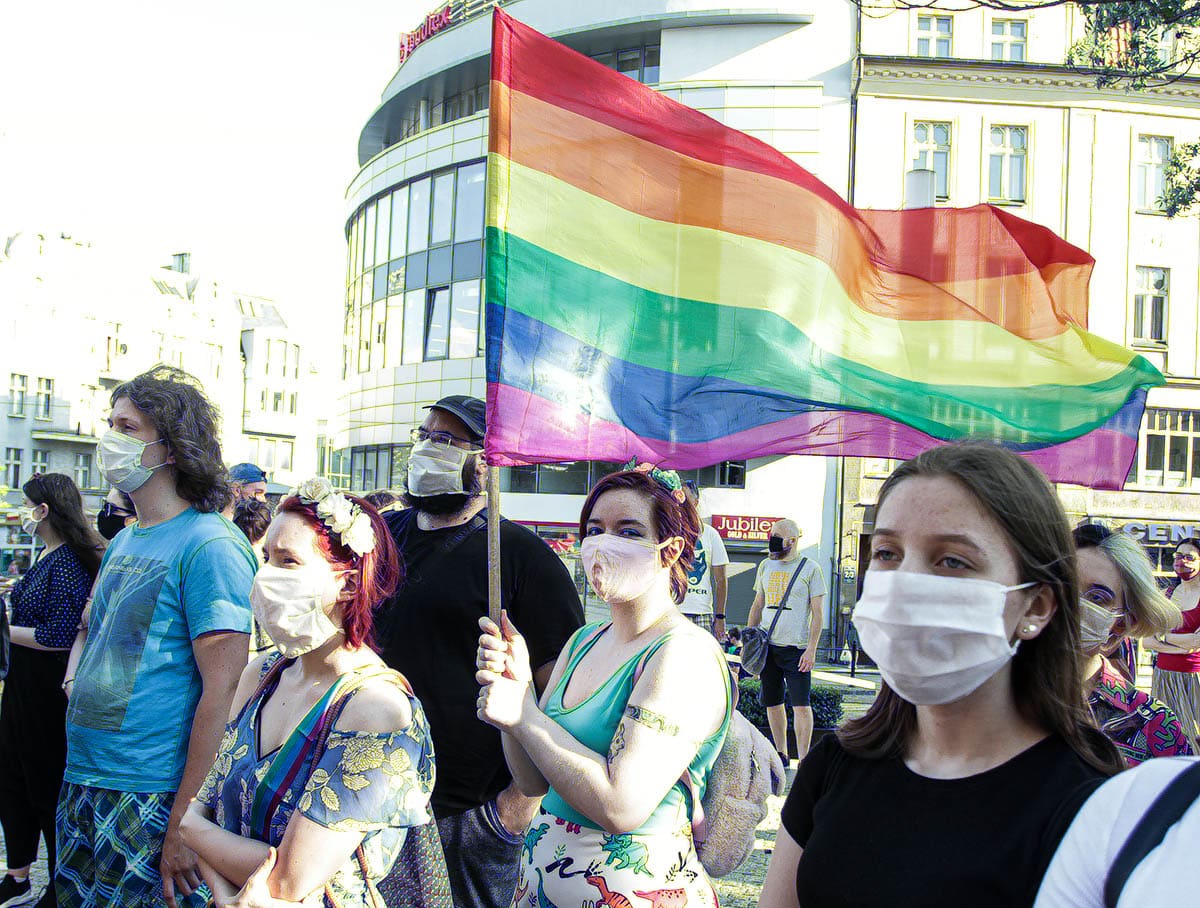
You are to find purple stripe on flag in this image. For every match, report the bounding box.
[485,382,1138,491]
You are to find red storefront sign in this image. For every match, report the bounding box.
[711,514,783,542]
[399,5,455,65]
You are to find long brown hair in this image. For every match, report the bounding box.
[24,473,105,579]
[838,443,1124,776]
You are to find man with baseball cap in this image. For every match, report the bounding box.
[378,394,583,908]
[222,463,268,520]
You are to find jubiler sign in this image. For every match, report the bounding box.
[712,515,782,543]
[399,5,454,65]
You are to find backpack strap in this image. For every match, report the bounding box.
[1104,760,1200,908]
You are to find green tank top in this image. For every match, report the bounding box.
[540,621,732,833]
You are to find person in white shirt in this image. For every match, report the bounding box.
[1035,756,1200,907]
[679,482,729,639]
[747,519,825,764]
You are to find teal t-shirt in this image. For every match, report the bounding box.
[65,508,256,792]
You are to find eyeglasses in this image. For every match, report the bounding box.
[410,427,482,451]
[1073,523,1112,548]
[99,501,134,519]
[1175,553,1199,562]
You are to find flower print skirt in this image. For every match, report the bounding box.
[511,808,718,908]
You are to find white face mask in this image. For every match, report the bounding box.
[407,439,471,497]
[1079,597,1121,652]
[98,430,167,492]
[17,506,41,537]
[853,570,1036,706]
[251,562,345,659]
[580,534,674,603]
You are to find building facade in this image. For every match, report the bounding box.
[0,232,320,572]
[842,2,1200,612]
[340,0,1200,632]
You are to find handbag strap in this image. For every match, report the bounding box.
[1103,760,1200,908]
[388,508,488,587]
[764,557,807,645]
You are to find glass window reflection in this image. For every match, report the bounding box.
[390,187,409,257]
[431,171,455,246]
[408,178,431,254]
[454,162,486,242]
[449,281,481,359]
[402,290,425,364]
[375,196,391,264]
[363,203,376,270]
[424,287,451,360]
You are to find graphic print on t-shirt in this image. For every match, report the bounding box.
[686,538,709,592]
[766,567,798,611]
[67,554,168,732]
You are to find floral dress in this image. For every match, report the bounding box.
[198,657,436,906]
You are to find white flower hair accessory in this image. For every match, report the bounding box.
[286,477,377,558]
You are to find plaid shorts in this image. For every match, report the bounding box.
[55,781,207,908]
[683,613,715,634]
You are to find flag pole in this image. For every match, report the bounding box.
[486,464,502,626]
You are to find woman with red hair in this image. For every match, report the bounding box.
[179,478,445,906]
[476,464,732,907]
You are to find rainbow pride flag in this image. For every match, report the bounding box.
[483,10,1163,490]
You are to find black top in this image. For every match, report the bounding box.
[378,508,584,817]
[781,733,1105,907]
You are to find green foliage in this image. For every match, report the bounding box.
[736,677,846,729]
[1162,140,1200,217]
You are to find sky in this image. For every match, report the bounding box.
[0,0,431,366]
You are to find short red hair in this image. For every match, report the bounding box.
[275,494,402,650]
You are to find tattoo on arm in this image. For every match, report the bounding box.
[625,704,680,736]
[607,721,628,767]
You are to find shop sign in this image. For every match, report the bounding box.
[1118,521,1200,544]
[399,4,455,65]
[712,514,782,542]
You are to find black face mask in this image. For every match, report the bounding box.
[97,513,128,540]
[768,536,786,554]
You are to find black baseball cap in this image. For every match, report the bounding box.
[426,395,486,441]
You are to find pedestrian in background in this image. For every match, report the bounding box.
[1073,523,1191,765]
[56,366,257,908]
[181,480,445,906]
[378,395,583,908]
[0,474,103,908]
[1145,536,1200,751]
[94,488,136,541]
[746,518,825,766]
[759,443,1124,908]
[477,464,731,907]
[232,498,272,565]
[680,480,729,639]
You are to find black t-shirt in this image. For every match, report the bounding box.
[378,508,584,817]
[781,733,1105,907]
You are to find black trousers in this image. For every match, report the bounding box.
[0,645,69,875]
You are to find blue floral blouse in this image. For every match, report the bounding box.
[198,658,436,906]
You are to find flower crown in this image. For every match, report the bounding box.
[622,458,686,503]
[287,477,377,558]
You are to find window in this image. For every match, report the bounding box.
[280,441,294,472]
[31,450,49,474]
[1133,266,1169,344]
[912,121,952,201]
[74,453,92,490]
[35,378,52,418]
[423,287,452,360]
[273,391,285,413]
[590,45,661,84]
[1137,135,1172,212]
[363,202,376,272]
[289,393,298,415]
[1133,409,1200,488]
[402,290,425,365]
[390,187,409,267]
[8,374,26,416]
[449,281,482,359]
[407,178,431,254]
[4,448,22,488]
[274,340,288,378]
[453,162,486,243]
[374,194,392,265]
[917,15,952,57]
[991,20,1026,61]
[291,344,300,379]
[988,126,1027,203]
[430,171,455,247]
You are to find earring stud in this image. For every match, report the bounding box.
[1024,624,1037,634]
